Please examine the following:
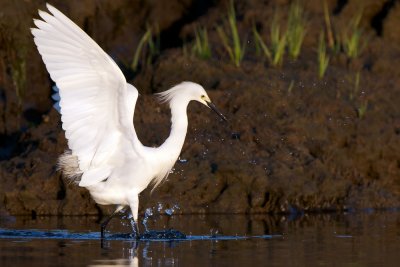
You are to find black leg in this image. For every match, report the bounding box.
[100,206,125,239]
[130,217,140,240]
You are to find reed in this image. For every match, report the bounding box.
[342,12,367,59]
[192,26,211,59]
[217,1,245,67]
[131,24,160,71]
[317,32,329,79]
[270,13,287,66]
[357,100,368,119]
[287,1,307,59]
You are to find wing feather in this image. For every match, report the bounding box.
[32,4,143,186]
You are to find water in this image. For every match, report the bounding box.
[0,212,399,266]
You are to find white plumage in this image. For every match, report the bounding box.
[31,3,226,238]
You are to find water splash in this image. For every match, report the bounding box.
[140,229,186,240]
[0,228,278,241]
[164,204,180,216]
[209,228,219,238]
[157,203,163,213]
[120,212,133,228]
[142,208,154,232]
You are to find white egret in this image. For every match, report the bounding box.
[31,4,227,238]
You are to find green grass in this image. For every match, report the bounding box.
[253,25,271,61]
[0,23,27,108]
[323,0,335,50]
[192,26,211,59]
[147,24,160,64]
[287,1,307,60]
[350,71,360,100]
[323,0,341,55]
[252,19,286,67]
[131,24,160,71]
[288,80,295,94]
[317,32,329,79]
[131,28,151,71]
[12,59,26,107]
[357,100,368,119]
[342,12,367,59]
[217,1,245,67]
[270,13,287,66]
[253,2,306,65]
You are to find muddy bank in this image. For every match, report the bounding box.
[1,0,400,216]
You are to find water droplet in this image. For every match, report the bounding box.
[164,204,180,216]
[249,159,257,165]
[157,203,163,212]
[145,208,153,217]
[164,208,173,216]
[178,157,188,163]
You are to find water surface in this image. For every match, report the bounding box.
[0,212,399,266]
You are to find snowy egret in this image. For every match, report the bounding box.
[31,4,226,238]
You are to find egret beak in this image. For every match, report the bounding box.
[206,101,227,121]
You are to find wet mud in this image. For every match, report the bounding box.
[0,0,400,216]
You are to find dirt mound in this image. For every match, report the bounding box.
[1,0,399,216]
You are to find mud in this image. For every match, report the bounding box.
[0,0,400,216]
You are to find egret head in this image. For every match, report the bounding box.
[197,92,227,122]
[157,82,227,121]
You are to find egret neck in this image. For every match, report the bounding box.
[160,98,189,159]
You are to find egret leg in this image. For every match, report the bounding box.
[129,194,140,239]
[130,218,140,239]
[101,205,125,239]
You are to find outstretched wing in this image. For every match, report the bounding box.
[31,4,143,186]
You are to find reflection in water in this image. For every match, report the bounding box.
[92,241,188,267]
[89,257,138,267]
[0,212,399,266]
[90,241,140,267]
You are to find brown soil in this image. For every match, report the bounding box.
[1,0,400,216]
